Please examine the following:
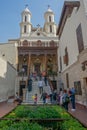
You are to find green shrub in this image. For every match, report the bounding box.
[60,119,87,130]
[1,105,86,130]
[0,121,43,130]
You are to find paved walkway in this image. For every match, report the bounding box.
[68,103,87,128]
[0,102,87,128]
[0,101,17,118]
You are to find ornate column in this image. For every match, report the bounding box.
[44,54,47,71]
[28,53,31,76]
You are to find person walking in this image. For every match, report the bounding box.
[40,90,47,104]
[38,78,44,94]
[34,94,37,105]
[28,78,32,92]
[44,75,48,86]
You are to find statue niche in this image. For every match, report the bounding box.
[34,58,41,75]
[47,57,53,75]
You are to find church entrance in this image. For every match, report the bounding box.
[34,63,41,75]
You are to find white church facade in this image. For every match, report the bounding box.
[0,6,58,100]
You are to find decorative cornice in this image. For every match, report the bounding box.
[83,0,87,17]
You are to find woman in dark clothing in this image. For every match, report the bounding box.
[28,78,32,91]
[62,89,70,111]
[44,75,48,86]
[40,91,47,104]
[69,88,76,111]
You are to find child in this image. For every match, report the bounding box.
[34,94,37,104]
[14,92,22,104]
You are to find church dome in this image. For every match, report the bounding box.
[45,6,54,14]
[23,7,31,14]
[47,8,53,13]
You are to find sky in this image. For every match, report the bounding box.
[0,0,65,43]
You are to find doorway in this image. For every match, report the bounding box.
[84,78,87,91]
[19,81,26,97]
[83,78,87,106]
[34,63,41,75]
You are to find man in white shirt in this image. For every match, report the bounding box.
[38,78,43,94]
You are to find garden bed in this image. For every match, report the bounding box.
[0,105,86,130]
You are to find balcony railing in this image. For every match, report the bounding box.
[18,41,58,47]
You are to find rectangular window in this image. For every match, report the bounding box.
[74,81,82,95]
[50,25,52,33]
[24,25,27,33]
[63,47,69,66]
[25,16,27,22]
[76,24,84,53]
[66,73,69,88]
[60,56,62,71]
[49,16,51,22]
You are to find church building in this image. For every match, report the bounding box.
[0,6,58,98]
[1,0,87,107]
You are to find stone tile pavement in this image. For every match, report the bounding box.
[68,103,87,128]
[0,101,17,118]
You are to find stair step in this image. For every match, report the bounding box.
[25,79,52,104]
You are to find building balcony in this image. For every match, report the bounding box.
[18,40,58,48]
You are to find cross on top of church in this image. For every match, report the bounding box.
[25,4,28,8]
[48,5,50,9]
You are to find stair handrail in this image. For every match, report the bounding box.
[47,78,54,92]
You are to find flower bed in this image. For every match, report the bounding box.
[0,105,86,130]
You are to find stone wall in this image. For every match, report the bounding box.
[0,57,16,102]
[0,43,17,68]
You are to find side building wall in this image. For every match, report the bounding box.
[58,0,87,106]
[0,43,17,68]
[0,57,16,102]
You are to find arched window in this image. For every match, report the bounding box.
[50,25,52,33]
[25,15,27,22]
[24,25,27,33]
[49,16,51,22]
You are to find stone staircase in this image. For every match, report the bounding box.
[25,78,52,104]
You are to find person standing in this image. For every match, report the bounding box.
[62,89,69,111]
[14,92,22,104]
[59,88,63,105]
[69,87,76,111]
[52,90,57,104]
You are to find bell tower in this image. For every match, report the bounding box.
[20,5,32,38]
[44,6,57,36]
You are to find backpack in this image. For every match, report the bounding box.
[65,96,70,103]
